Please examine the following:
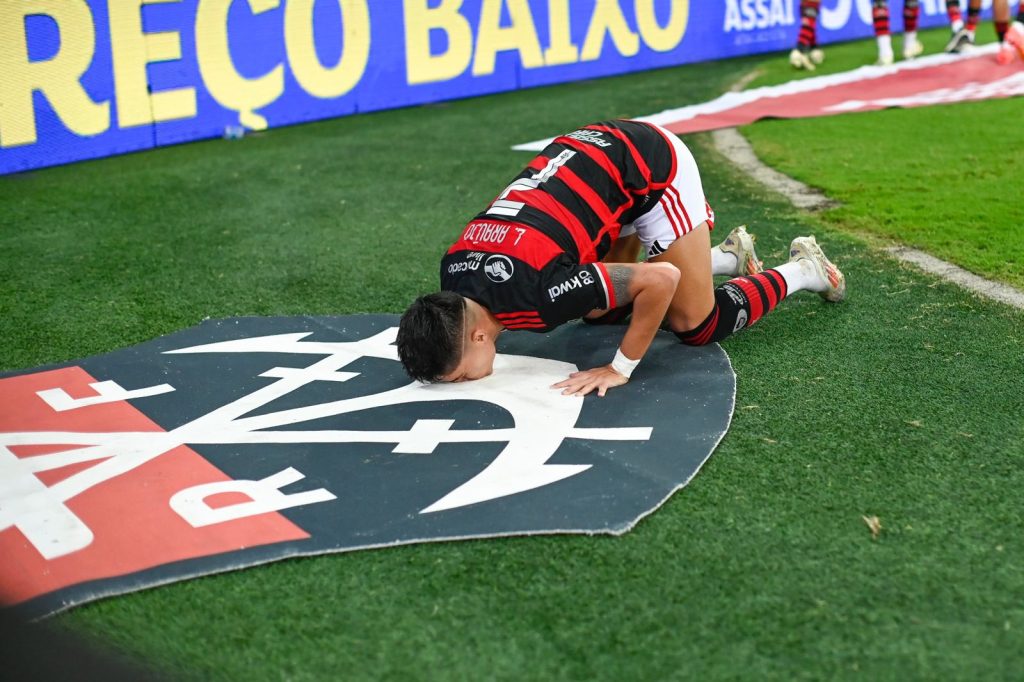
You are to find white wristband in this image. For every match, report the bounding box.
[611,348,640,379]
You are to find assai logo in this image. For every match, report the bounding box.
[0,316,734,618]
[484,255,514,283]
[723,0,795,33]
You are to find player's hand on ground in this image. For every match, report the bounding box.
[552,364,628,397]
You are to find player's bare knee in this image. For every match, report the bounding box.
[651,262,681,291]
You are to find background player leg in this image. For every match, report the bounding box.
[791,1,823,70]
[903,1,923,59]
[993,0,1016,63]
[948,0,981,52]
[1009,3,1024,62]
[873,0,895,65]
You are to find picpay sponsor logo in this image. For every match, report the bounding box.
[548,270,595,302]
[484,255,514,283]
[566,129,611,148]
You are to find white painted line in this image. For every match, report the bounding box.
[884,247,1024,309]
[711,127,835,211]
[710,123,1024,310]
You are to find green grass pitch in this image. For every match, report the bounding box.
[744,27,1024,290]
[2,27,1023,681]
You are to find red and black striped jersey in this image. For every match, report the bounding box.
[441,120,675,332]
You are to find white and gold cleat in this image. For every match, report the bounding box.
[903,36,924,60]
[789,236,846,302]
[789,48,816,71]
[718,225,764,276]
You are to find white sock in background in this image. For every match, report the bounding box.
[877,34,894,60]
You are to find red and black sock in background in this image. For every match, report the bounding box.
[967,3,981,31]
[873,0,891,36]
[904,0,920,33]
[996,20,1009,42]
[675,271,789,346]
[947,0,962,25]
[1018,5,1024,23]
[798,0,821,51]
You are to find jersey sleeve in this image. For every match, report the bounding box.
[534,259,615,329]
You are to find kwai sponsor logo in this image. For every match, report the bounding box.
[0,316,734,618]
[548,270,596,302]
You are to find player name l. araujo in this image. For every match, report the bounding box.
[462,222,528,246]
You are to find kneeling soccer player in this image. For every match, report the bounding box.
[397,120,845,397]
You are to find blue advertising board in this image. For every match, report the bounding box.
[0,1,982,174]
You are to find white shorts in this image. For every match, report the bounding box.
[619,125,715,259]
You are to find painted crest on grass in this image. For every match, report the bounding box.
[0,315,734,618]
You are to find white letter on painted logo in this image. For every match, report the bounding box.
[171,467,336,527]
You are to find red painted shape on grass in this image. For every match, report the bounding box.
[660,50,1024,135]
[0,366,309,607]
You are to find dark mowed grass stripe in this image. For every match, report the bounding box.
[2,44,1022,681]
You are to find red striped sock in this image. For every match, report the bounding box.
[967,4,981,31]
[873,1,891,36]
[904,1,920,32]
[947,0,962,24]
[675,270,789,346]
[996,20,1009,42]
[798,1,821,50]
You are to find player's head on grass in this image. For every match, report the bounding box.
[397,292,499,383]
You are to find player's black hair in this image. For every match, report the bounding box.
[397,291,466,383]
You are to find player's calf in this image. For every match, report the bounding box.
[675,236,845,346]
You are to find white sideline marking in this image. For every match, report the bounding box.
[883,247,1024,309]
[711,127,835,211]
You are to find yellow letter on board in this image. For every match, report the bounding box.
[581,0,639,61]
[109,0,196,127]
[472,0,544,76]
[195,0,283,130]
[285,0,370,99]
[0,0,109,147]
[635,0,688,52]
[403,0,472,85]
[543,0,578,66]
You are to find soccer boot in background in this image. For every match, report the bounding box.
[945,27,975,53]
[716,225,764,276]
[789,48,816,70]
[1006,22,1024,61]
[789,236,846,302]
[903,36,924,60]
